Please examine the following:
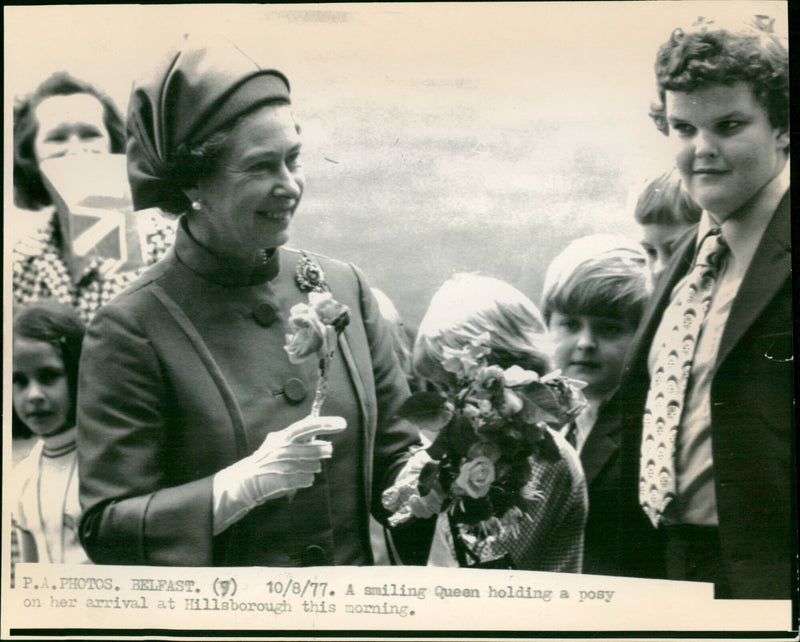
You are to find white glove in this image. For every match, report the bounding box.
[213,416,347,534]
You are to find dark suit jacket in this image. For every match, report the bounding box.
[580,400,625,577]
[616,192,794,598]
[78,218,418,566]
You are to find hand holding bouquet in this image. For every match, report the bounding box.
[382,333,586,553]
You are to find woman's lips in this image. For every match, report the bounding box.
[258,209,293,221]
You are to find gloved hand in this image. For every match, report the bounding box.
[213,416,347,534]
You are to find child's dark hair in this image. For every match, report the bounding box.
[12,300,86,437]
[541,235,651,328]
[649,15,789,139]
[634,168,702,226]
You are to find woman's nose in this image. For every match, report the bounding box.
[273,166,302,199]
[64,135,87,155]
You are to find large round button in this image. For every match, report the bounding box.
[301,545,329,566]
[283,378,307,404]
[253,302,277,327]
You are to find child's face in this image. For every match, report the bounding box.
[548,312,635,401]
[13,338,71,438]
[666,81,789,222]
[639,222,689,281]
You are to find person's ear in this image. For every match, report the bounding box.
[775,128,790,152]
[182,185,200,203]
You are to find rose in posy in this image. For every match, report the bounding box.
[452,456,496,499]
[474,365,505,396]
[284,303,327,364]
[309,292,350,334]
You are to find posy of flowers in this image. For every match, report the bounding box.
[285,255,350,417]
[382,333,586,564]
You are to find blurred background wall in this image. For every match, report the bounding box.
[5,2,786,329]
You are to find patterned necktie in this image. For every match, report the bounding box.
[639,228,728,527]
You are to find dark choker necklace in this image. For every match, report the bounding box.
[42,440,77,458]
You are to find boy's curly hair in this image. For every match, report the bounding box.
[649,15,788,137]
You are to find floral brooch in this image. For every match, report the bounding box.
[295,252,327,293]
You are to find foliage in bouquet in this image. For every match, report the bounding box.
[383,333,586,543]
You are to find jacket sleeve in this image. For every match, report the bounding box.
[77,302,215,566]
[512,436,588,573]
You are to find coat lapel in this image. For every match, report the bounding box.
[716,192,791,369]
[580,409,621,486]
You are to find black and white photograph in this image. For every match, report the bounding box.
[3,2,795,639]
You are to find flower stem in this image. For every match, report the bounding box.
[310,353,332,417]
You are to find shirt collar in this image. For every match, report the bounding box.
[173,215,280,286]
[698,161,790,270]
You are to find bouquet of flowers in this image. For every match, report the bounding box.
[382,332,586,566]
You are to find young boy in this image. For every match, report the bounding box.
[541,234,651,576]
[634,168,701,281]
[618,15,791,599]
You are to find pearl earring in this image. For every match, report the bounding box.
[191,199,202,211]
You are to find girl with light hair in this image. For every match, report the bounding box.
[385,273,587,571]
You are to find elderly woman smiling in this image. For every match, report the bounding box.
[77,37,420,566]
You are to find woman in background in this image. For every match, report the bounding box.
[13,72,175,322]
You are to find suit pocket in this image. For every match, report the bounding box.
[755,331,794,363]
[752,331,794,429]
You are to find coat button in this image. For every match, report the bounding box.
[301,545,329,566]
[253,302,277,327]
[283,378,307,404]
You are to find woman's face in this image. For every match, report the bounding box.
[33,93,111,163]
[13,338,72,438]
[186,104,304,261]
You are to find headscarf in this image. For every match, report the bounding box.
[127,35,291,211]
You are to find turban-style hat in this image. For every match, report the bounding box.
[127,36,291,211]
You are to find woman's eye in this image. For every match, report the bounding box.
[79,129,103,140]
[12,373,28,387]
[249,161,273,172]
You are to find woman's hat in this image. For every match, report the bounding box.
[127,35,290,211]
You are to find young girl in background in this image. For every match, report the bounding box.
[12,300,90,564]
[384,273,587,571]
